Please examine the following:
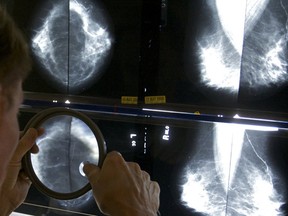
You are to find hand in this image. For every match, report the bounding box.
[0,128,43,215]
[83,151,160,216]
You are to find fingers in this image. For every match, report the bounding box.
[29,143,39,154]
[83,151,125,184]
[151,181,161,211]
[142,170,151,181]
[104,151,126,168]
[84,151,156,191]
[11,128,42,163]
[11,128,38,162]
[30,128,44,154]
[83,163,101,186]
[18,169,32,185]
[2,128,43,191]
[127,162,142,174]
[36,127,45,137]
[83,151,160,215]
[88,152,152,181]
[127,162,151,181]
[152,181,160,195]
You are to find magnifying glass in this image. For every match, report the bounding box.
[22,107,106,200]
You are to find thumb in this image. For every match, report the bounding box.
[83,163,101,185]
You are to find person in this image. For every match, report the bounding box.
[83,152,160,216]
[0,5,160,216]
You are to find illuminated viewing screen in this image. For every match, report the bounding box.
[17,111,288,216]
[5,0,142,97]
[157,0,288,112]
[150,121,288,216]
[6,0,288,113]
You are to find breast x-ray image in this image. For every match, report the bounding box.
[194,0,288,101]
[31,0,114,94]
[16,110,288,216]
[180,123,285,216]
[158,0,288,113]
[5,0,142,97]
[149,121,288,216]
[9,1,288,215]
[6,0,288,112]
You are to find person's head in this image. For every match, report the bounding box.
[0,5,31,105]
[0,5,31,184]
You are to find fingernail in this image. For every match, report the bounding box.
[79,161,90,176]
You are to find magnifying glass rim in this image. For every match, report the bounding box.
[22,107,106,200]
